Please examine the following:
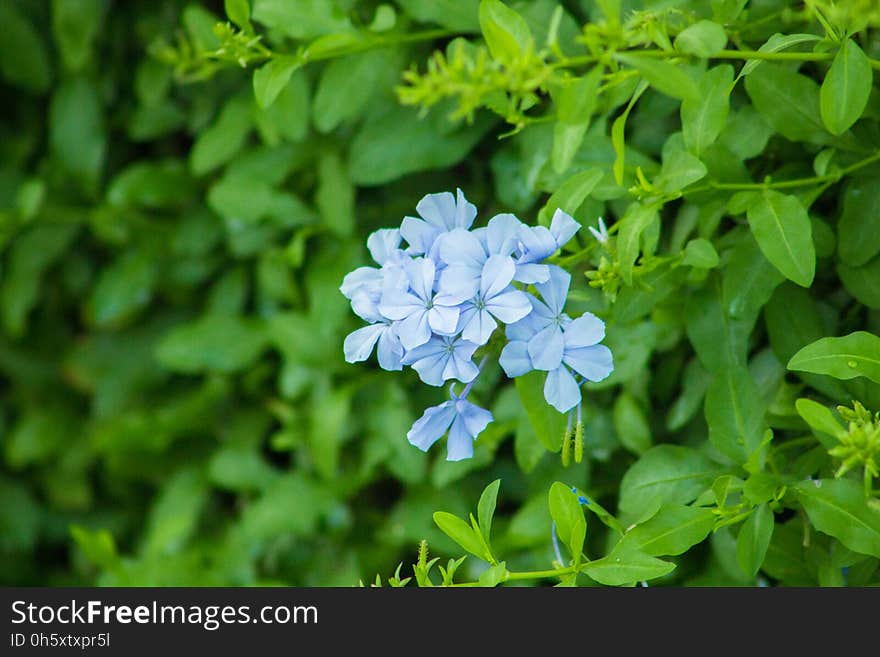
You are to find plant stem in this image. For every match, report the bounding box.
[505,566,575,581]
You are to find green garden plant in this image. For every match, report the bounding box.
[1,0,879,587]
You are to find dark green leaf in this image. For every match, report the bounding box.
[795,479,880,558]
[820,39,872,135]
[746,190,815,287]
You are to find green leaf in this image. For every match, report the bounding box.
[477,479,501,549]
[787,331,880,384]
[49,77,105,191]
[107,160,191,209]
[619,445,720,516]
[736,504,774,576]
[744,63,826,143]
[616,54,700,102]
[681,64,732,156]
[617,203,659,285]
[86,250,158,328]
[674,20,727,57]
[611,80,648,185]
[820,39,872,135]
[683,238,720,269]
[839,257,880,309]
[396,0,479,32]
[253,56,302,110]
[795,398,846,440]
[316,150,355,237]
[479,0,533,62]
[722,233,784,322]
[549,482,586,560]
[613,392,651,455]
[746,190,815,287]
[349,107,492,185]
[705,362,767,464]
[225,0,251,28]
[837,178,880,267]
[623,505,716,557]
[0,3,51,92]
[251,0,351,40]
[537,168,602,225]
[795,479,880,558]
[515,370,567,451]
[313,51,394,133]
[52,0,103,71]
[70,526,119,570]
[156,315,269,374]
[737,33,823,80]
[433,511,488,560]
[551,68,603,173]
[581,542,674,585]
[190,96,252,175]
[478,561,509,587]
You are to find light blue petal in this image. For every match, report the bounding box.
[456,399,493,438]
[417,191,457,230]
[400,336,446,364]
[407,402,456,452]
[563,344,614,382]
[438,263,480,302]
[409,351,448,386]
[343,324,384,363]
[399,216,438,255]
[549,208,580,248]
[534,265,570,316]
[451,337,479,362]
[563,312,605,349]
[544,366,581,412]
[517,225,556,263]
[486,213,524,256]
[504,305,545,341]
[499,340,533,377]
[396,309,432,350]
[350,289,382,323]
[376,327,404,371]
[486,288,531,324]
[367,228,402,265]
[378,289,423,321]
[514,263,550,284]
[454,188,478,230]
[445,415,474,461]
[340,266,382,299]
[443,351,479,383]
[437,228,485,269]
[460,308,497,345]
[480,255,515,299]
[406,258,435,302]
[428,304,460,335]
[528,324,565,371]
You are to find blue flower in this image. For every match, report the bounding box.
[453,255,532,345]
[500,266,613,412]
[514,209,581,283]
[378,258,470,350]
[407,397,493,461]
[401,334,480,386]
[340,228,408,321]
[400,189,477,258]
[343,321,403,371]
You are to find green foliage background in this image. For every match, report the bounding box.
[2,0,880,587]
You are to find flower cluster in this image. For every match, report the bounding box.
[341,190,614,461]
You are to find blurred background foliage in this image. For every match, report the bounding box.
[2,0,880,587]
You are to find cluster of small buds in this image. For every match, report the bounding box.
[340,190,614,461]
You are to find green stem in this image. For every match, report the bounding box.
[686,149,880,195]
[561,46,880,71]
[505,566,575,581]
